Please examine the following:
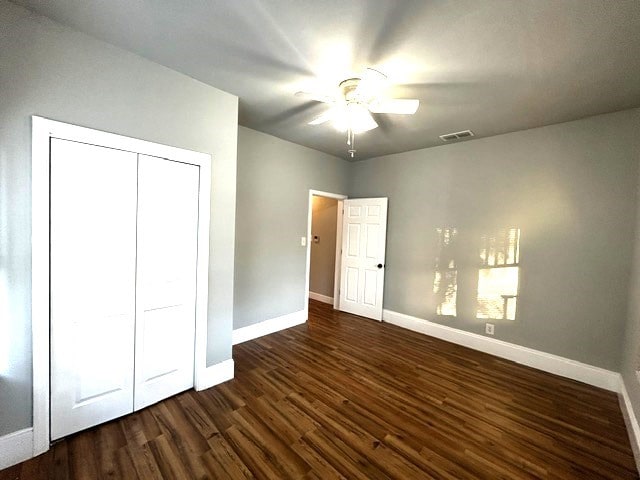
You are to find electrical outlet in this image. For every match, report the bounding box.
[485,323,495,335]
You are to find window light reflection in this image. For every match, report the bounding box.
[476,228,521,321]
[433,227,458,317]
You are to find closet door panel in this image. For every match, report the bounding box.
[134,154,199,410]
[50,139,137,440]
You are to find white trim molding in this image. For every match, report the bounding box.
[309,292,334,305]
[233,310,306,345]
[195,359,235,391]
[383,309,620,392]
[31,117,51,456]
[619,377,640,473]
[0,428,33,470]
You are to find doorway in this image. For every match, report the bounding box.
[310,195,338,304]
[304,190,347,316]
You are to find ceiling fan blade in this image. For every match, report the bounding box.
[295,91,335,104]
[308,109,335,125]
[369,98,419,115]
[353,68,389,101]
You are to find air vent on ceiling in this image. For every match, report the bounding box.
[439,130,475,142]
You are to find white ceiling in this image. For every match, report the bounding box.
[12,0,640,160]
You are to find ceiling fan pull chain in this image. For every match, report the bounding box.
[347,128,356,158]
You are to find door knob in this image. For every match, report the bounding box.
[377,263,383,269]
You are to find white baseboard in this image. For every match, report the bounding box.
[0,427,33,470]
[195,359,235,391]
[309,291,334,305]
[619,376,640,473]
[233,309,306,345]
[382,309,620,392]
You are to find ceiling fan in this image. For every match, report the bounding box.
[296,68,419,158]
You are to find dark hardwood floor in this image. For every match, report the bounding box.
[3,300,637,479]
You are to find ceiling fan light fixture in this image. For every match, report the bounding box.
[346,102,378,134]
[331,103,377,133]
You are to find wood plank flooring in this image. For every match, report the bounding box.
[3,300,637,479]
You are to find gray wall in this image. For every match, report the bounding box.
[234,127,349,329]
[310,196,338,298]
[621,111,640,428]
[3,0,639,444]
[350,109,640,371]
[0,1,238,436]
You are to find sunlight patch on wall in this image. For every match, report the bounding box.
[433,227,457,316]
[476,228,521,321]
[432,227,522,321]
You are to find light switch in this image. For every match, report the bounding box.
[301,236,306,246]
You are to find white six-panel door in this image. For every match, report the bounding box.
[134,155,199,410]
[50,139,138,440]
[339,198,388,321]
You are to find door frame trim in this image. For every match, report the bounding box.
[31,116,212,456]
[304,190,347,317]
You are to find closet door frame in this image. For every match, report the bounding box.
[31,116,212,456]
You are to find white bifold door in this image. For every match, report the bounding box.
[50,139,138,440]
[134,155,199,410]
[339,198,388,321]
[50,140,200,440]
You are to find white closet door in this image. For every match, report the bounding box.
[50,139,137,440]
[134,154,200,410]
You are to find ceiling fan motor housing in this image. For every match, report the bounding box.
[340,78,365,103]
